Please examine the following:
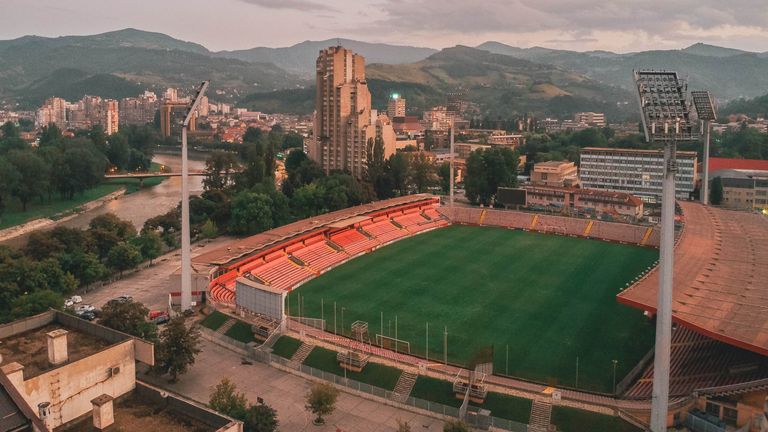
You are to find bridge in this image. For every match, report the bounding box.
[103,171,208,179]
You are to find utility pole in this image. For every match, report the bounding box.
[449,126,455,208]
[180,81,209,312]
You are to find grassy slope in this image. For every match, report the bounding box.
[224,320,256,343]
[0,173,165,230]
[291,225,657,393]
[200,311,229,331]
[303,346,402,391]
[271,335,302,359]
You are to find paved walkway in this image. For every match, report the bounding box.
[143,340,446,432]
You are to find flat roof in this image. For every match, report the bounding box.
[57,391,215,432]
[0,324,112,379]
[534,160,573,168]
[618,201,768,356]
[193,194,436,267]
[236,276,284,295]
[582,147,697,156]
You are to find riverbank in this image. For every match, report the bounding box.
[0,188,127,243]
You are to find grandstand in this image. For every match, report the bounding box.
[194,195,768,430]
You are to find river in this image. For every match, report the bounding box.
[1,154,206,248]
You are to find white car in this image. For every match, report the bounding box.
[70,295,83,304]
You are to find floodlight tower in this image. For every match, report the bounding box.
[691,91,717,205]
[449,125,455,208]
[180,81,210,311]
[633,70,696,432]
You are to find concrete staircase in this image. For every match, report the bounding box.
[217,318,236,335]
[391,371,418,403]
[528,398,553,432]
[290,342,314,364]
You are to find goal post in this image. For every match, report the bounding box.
[375,334,411,354]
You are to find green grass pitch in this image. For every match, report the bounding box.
[290,225,658,393]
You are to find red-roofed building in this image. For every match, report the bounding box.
[708,157,768,173]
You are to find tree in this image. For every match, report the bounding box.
[203,150,240,192]
[465,147,519,205]
[99,300,157,341]
[443,420,470,432]
[57,251,107,287]
[304,382,339,425]
[10,290,63,320]
[200,219,219,239]
[408,152,436,193]
[6,149,49,211]
[39,123,63,147]
[24,231,65,260]
[229,191,274,235]
[437,162,451,194]
[710,176,724,205]
[291,183,327,219]
[89,213,137,240]
[209,378,248,420]
[155,316,201,382]
[134,230,163,265]
[0,159,19,220]
[106,242,142,277]
[388,153,409,196]
[244,404,278,432]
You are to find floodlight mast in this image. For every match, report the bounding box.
[691,90,717,205]
[180,81,210,312]
[634,69,697,432]
[449,125,455,208]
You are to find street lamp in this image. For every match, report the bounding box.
[180,81,209,311]
[341,307,345,337]
[612,360,618,394]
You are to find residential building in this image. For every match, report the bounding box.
[574,112,606,127]
[163,87,178,102]
[524,185,644,220]
[709,168,768,212]
[160,100,195,138]
[531,160,580,187]
[422,106,455,131]
[487,134,524,149]
[119,92,158,126]
[387,95,406,119]
[0,310,241,432]
[36,98,67,127]
[579,147,698,202]
[310,46,395,177]
[102,99,119,135]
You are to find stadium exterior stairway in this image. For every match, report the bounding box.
[528,398,553,432]
[391,371,418,403]
[291,342,315,364]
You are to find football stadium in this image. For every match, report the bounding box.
[192,195,768,430]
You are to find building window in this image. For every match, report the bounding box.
[705,402,720,418]
[722,407,737,426]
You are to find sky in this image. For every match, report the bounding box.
[1,0,767,53]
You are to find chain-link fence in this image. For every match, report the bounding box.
[251,348,530,431]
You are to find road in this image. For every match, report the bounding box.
[79,236,232,311]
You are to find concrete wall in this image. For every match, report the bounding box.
[135,381,243,432]
[16,341,137,429]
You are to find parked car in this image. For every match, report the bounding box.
[74,304,95,314]
[108,295,133,305]
[152,313,170,325]
[79,311,96,321]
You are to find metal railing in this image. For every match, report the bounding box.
[251,349,530,431]
[684,412,727,432]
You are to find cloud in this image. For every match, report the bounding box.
[237,0,337,12]
[352,0,768,51]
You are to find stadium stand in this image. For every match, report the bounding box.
[248,255,314,291]
[618,201,768,357]
[292,237,348,272]
[441,206,659,247]
[624,327,768,399]
[201,196,445,306]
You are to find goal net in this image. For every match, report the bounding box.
[375,334,411,354]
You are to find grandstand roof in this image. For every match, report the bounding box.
[708,157,768,173]
[617,201,768,356]
[193,194,437,268]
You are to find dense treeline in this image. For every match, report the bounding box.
[0,213,163,323]
[0,121,160,221]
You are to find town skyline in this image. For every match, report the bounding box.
[2,0,768,53]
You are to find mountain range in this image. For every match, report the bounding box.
[1,28,766,119]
